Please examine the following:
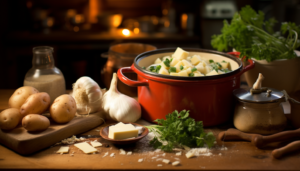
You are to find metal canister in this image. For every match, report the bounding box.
[233,88,287,135]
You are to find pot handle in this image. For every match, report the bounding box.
[227,52,255,74]
[117,67,149,87]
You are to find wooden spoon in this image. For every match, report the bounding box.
[218,128,300,148]
[218,128,300,159]
[272,140,300,159]
[218,128,260,142]
[252,128,300,148]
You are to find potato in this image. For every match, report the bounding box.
[158,67,169,75]
[174,61,184,73]
[50,94,76,124]
[0,108,22,130]
[22,114,50,132]
[170,58,180,67]
[20,92,51,118]
[154,58,162,64]
[8,86,39,109]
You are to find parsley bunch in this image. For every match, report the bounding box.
[145,110,215,152]
[211,5,300,62]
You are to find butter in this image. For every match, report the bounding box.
[56,146,69,154]
[185,151,195,158]
[74,142,98,154]
[91,141,102,147]
[108,123,139,140]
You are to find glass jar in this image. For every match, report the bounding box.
[24,46,66,103]
[233,88,287,135]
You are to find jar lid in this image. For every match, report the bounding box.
[233,88,285,103]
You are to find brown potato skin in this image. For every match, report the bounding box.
[0,108,22,130]
[22,114,50,132]
[50,94,77,124]
[20,92,51,118]
[8,86,39,109]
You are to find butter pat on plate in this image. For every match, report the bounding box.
[108,122,139,140]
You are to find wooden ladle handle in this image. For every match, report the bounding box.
[218,128,260,142]
[272,140,300,159]
[252,128,300,148]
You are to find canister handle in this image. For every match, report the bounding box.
[227,52,255,74]
[117,67,149,87]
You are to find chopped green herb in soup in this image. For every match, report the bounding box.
[145,47,231,77]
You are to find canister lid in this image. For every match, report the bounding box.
[233,88,285,103]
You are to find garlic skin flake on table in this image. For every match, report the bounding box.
[102,73,141,123]
[72,76,103,115]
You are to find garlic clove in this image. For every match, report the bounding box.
[102,73,141,122]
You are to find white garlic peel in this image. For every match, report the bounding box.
[253,73,264,90]
[102,73,141,122]
[72,76,102,115]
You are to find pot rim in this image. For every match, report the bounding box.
[134,47,243,81]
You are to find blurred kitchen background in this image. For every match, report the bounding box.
[0,0,299,90]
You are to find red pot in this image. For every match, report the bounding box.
[117,48,254,127]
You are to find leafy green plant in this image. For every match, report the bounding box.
[145,110,215,152]
[211,5,300,62]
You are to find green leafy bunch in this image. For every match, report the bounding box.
[211,5,300,62]
[146,110,215,152]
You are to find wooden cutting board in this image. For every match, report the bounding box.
[0,112,104,156]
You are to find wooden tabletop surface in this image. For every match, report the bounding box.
[0,89,300,171]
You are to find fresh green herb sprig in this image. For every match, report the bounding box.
[149,65,162,73]
[211,5,300,62]
[145,110,216,152]
[180,65,184,70]
[169,66,176,73]
[188,67,197,77]
[149,66,156,72]
[222,68,230,73]
[191,67,197,72]
[210,62,222,72]
[163,58,172,67]
[155,65,161,72]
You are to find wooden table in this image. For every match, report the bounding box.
[0,89,300,171]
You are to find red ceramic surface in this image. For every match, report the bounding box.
[117,48,254,127]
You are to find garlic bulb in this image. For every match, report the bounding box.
[72,76,102,114]
[102,73,141,122]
